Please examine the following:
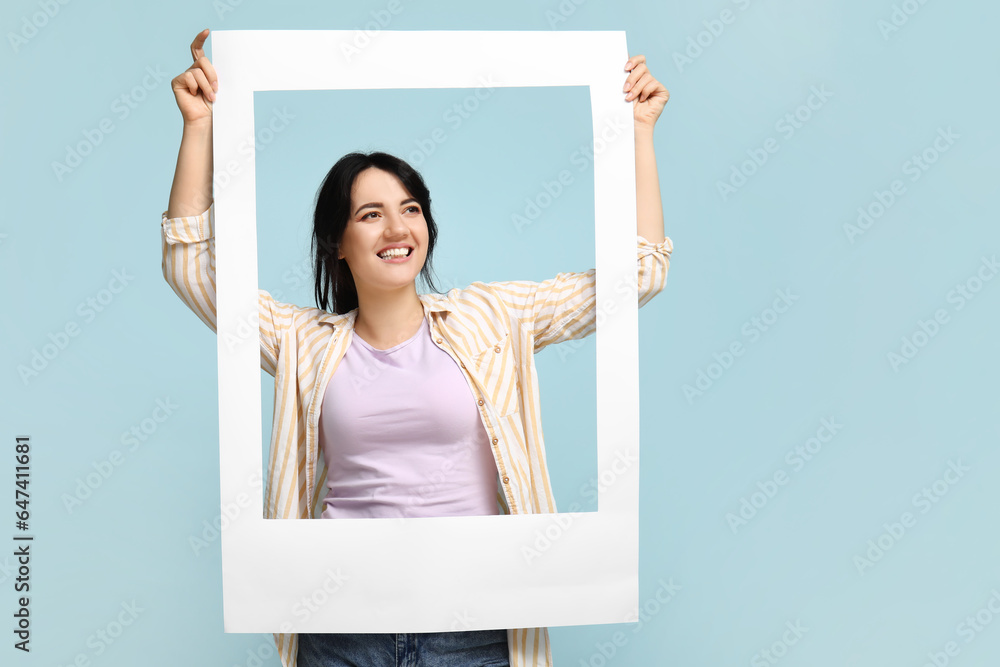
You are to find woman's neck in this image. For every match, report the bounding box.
[353,287,426,350]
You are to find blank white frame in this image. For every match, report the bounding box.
[212,29,640,633]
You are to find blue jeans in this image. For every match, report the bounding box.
[296,629,511,667]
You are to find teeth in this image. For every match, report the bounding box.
[377,247,410,259]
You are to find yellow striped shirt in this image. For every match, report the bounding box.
[160,202,672,666]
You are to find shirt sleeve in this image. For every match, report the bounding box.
[483,234,673,353]
[160,202,289,376]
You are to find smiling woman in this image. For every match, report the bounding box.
[160,27,672,667]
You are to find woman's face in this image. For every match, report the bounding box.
[337,167,429,295]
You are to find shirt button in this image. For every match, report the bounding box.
[478,399,484,406]
[502,476,510,484]
[494,345,501,353]
[436,337,443,344]
[492,438,498,445]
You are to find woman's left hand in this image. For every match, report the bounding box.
[624,55,669,132]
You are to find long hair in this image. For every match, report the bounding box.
[311,151,442,314]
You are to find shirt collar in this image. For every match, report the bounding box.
[316,292,453,328]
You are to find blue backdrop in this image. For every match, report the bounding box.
[2,1,998,666]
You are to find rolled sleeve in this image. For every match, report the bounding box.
[160,202,284,376]
[636,233,673,307]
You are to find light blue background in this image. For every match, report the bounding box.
[2,1,998,666]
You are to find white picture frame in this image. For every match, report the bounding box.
[211,29,640,633]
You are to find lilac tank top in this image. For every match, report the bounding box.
[317,315,500,519]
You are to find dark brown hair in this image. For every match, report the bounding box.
[311,151,442,314]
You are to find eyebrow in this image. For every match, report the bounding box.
[353,198,419,218]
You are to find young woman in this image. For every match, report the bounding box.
[162,28,672,667]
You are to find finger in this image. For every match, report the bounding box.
[626,72,653,101]
[189,66,215,102]
[639,79,663,102]
[173,70,199,98]
[639,79,667,104]
[190,28,209,62]
[190,28,208,61]
[194,54,218,92]
[623,62,647,92]
[640,75,661,103]
[624,54,646,72]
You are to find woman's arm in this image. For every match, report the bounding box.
[167,28,216,219]
[624,55,670,245]
[483,54,673,353]
[635,130,664,244]
[161,29,287,377]
[167,120,213,219]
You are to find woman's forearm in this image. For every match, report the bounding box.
[166,119,213,219]
[635,127,665,244]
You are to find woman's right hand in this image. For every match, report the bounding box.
[171,28,217,126]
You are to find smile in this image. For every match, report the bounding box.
[376,247,413,262]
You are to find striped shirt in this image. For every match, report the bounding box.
[160,202,673,666]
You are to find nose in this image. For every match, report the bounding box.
[383,209,408,237]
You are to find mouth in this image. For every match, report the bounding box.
[376,247,414,262]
